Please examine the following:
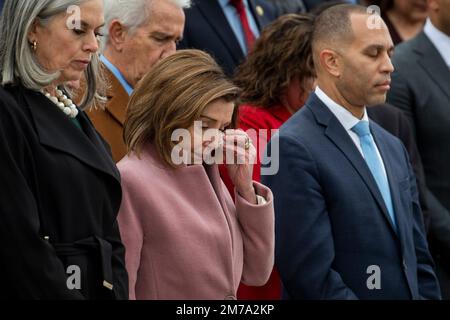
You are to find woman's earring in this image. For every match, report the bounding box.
[31,41,37,51]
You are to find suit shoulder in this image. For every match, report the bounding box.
[270,108,320,163]
[393,37,417,54]
[391,36,421,66]
[278,106,316,140]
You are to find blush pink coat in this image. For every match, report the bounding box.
[117,143,275,300]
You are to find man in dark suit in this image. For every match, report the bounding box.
[306,0,431,235]
[263,4,440,299]
[387,0,450,298]
[178,0,278,75]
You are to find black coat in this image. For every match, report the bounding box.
[0,84,128,299]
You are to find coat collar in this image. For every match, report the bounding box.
[247,0,266,30]
[413,32,450,101]
[306,93,398,236]
[20,85,120,182]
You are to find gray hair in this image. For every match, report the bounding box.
[0,0,105,109]
[102,0,191,49]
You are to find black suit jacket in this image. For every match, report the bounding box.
[178,0,278,76]
[0,84,128,299]
[387,31,450,298]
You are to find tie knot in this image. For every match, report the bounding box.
[230,0,244,11]
[352,120,371,137]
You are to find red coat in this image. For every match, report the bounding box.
[219,104,291,300]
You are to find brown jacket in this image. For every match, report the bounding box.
[87,67,129,162]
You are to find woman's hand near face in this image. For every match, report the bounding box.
[223,129,257,204]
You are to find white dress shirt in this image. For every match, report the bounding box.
[315,86,388,179]
[424,18,450,68]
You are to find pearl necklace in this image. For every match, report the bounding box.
[41,88,79,118]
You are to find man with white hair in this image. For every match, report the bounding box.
[88,0,190,162]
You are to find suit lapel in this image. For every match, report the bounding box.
[104,67,128,126]
[371,125,406,237]
[22,86,120,182]
[415,32,450,101]
[248,0,263,30]
[248,0,272,30]
[196,0,244,63]
[308,94,397,235]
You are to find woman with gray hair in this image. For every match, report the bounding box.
[0,0,128,299]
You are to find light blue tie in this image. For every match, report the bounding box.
[352,121,397,230]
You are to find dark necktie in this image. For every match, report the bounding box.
[229,0,256,52]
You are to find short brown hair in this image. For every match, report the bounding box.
[124,49,240,167]
[233,14,315,109]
